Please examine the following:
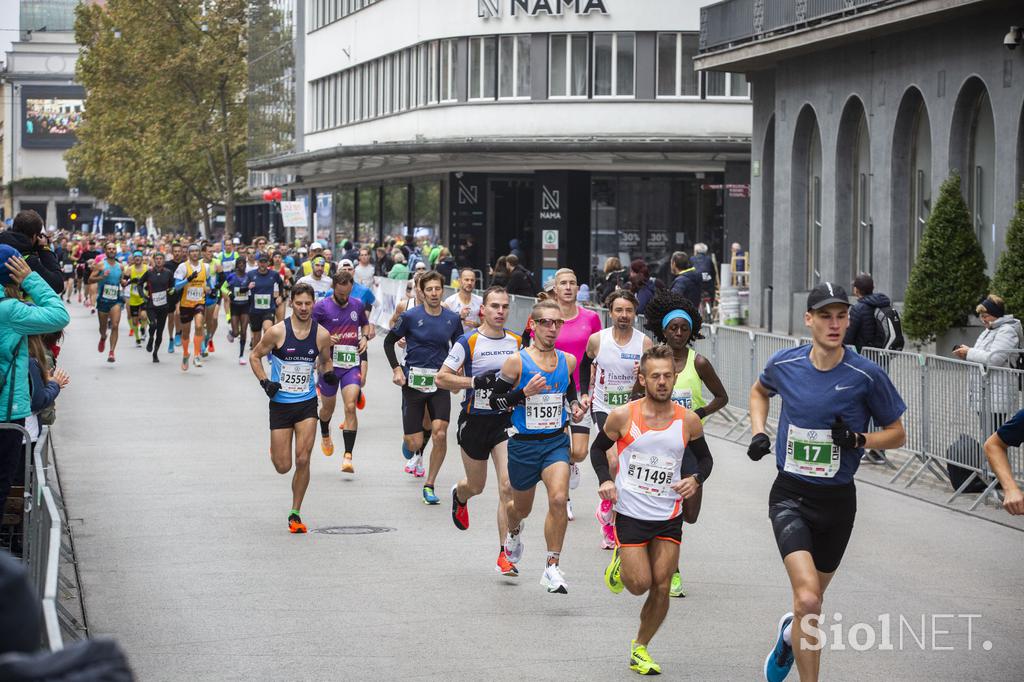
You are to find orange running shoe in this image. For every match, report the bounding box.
[321,433,334,456]
[288,513,307,534]
[341,452,354,473]
[495,550,519,577]
[357,390,366,410]
[128,327,134,337]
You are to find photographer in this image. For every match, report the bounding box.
[0,210,64,295]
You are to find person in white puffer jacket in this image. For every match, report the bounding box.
[954,295,1024,418]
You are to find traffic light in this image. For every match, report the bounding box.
[67,208,79,222]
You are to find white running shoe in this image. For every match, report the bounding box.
[504,522,525,564]
[569,462,580,490]
[540,564,568,594]
[404,453,421,475]
[566,499,575,521]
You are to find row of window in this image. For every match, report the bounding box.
[309,0,380,31]
[309,32,750,132]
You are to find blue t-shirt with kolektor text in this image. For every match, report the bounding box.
[390,304,462,378]
[758,345,906,485]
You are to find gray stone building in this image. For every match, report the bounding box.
[696,0,1023,333]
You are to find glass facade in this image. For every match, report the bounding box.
[20,0,77,32]
[383,184,409,240]
[335,188,356,249]
[357,188,379,245]
[248,0,297,166]
[309,0,381,32]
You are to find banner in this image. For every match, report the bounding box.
[369,276,408,330]
[280,200,308,228]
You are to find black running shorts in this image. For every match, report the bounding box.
[402,385,451,435]
[178,304,204,325]
[456,412,509,461]
[768,473,857,574]
[269,397,319,430]
[250,312,276,332]
[615,512,684,547]
[230,302,249,318]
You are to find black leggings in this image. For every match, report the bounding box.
[149,307,169,355]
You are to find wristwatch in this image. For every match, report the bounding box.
[691,472,703,487]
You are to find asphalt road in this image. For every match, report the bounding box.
[52,303,1024,681]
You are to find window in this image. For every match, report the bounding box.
[469,36,497,100]
[705,71,750,98]
[309,0,381,32]
[807,126,823,289]
[357,187,379,245]
[656,33,699,98]
[593,33,634,97]
[550,34,588,98]
[383,184,409,239]
[499,35,531,99]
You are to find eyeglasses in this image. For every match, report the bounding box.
[533,318,564,328]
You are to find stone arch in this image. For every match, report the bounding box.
[949,75,996,269]
[891,86,931,294]
[791,104,822,289]
[835,95,871,284]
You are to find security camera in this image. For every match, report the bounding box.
[1005,26,1022,50]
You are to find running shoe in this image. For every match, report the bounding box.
[404,453,419,474]
[341,452,354,474]
[605,546,624,594]
[669,571,686,598]
[567,499,575,521]
[152,354,160,363]
[201,345,209,359]
[630,640,661,675]
[227,330,235,343]
[596,498,614,525]
[135,337,142,348]
[288,513,308,534]
[98,337,106,353]
[401,443,415,460]
[129,327,134,337]
[181,354,189,372]
[146,336,154,353]
[175,333,182,347]
[504,522,524,564]
[414,458,425,478]
[357,391,366,410]
[193,355,203,368]
[168,338,175,354]
[207,340,215,353]
[422,485,440,505]
[540,563,568,594]
[569,462,580,490]
[107,350,115,363]
[238,357,247,365]
[600,523,616,550]
[321,434,335,456]
[764,613,794,682]
[495,550,518,577]
[451,484,469,530]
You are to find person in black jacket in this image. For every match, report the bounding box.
[669,251,701,306]
[0,211,64,294]
[843,273,894,351]
[504,254,538,296]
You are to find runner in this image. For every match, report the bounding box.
[246,253,284,350]
[140,252,174,363]
[337,258,374,409]
[57,238,75,303]
[312,270,372,472]
[201,242,224,357]
[164,242,184,353]
[272,251,293,323]
[436,286,522,576]
[487,299,584,593]
[444,268,483,333]
[389,275,430,471]
[249,282,334,534]
[592,343,714,675]
[125,251,149,348]
[78,238,100,311]
[578,290,652,549]
[173,244,211,371]
[297,256,333,300]
[88,241,126,363]
[223,259,252,364]
[383,270,463,504]
[749,283,906,682]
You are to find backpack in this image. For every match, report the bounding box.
[873,305,905,351]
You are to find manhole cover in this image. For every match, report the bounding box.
[312,525,396,535]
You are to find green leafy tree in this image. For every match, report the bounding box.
[903,172,990,341]
[991,198,1024,316]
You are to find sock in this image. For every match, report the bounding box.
[546,551,560,567]
[782,623,792,647]
[239,337,246,357]
[193,337,201,356]
[289,508,301,517]
[320,419,330,437]
[343,429,356,453]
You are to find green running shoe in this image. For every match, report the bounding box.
[605,546,623,594]
[669,571,686,598]
[629,640,661,675]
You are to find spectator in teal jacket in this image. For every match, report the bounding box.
[0,247,70,506]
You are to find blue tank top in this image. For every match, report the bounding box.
[98,260,123,301]
[269,318,320,404]
[510,349,569,435]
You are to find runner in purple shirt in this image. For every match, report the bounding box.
[313,271,372,473]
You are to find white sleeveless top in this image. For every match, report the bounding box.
[614,400,689,521]
[592,327,645,414]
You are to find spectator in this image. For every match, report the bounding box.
[435,247,456,284]
[596,256,626,303]
[844,273,903,351]
[0,210,64,295]
[387,251,410,280]
[627,259,663,316]
[954,295,1024,422]
[354,247,376,287]
[27,335,69,444]
[669,251,701,305]
[0,248,70,509]
[508,238,523,260]
[689,243,716,302]
[490,256,510,288]
[505,254,538,297]
[984,407,1024,516]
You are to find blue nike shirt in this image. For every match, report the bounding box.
[391,305,463,377]
[759,345,906,485]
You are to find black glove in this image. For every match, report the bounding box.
[694,407,708,420]
[830,417,866,449]
[473,370,499,390]
[187,269,200,282]
[747,433,772,461]
[260,379,281,398]
[322,372,339,386]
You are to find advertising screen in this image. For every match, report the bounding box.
[22,86,85,149]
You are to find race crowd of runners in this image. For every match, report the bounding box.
[11,222,1020,681]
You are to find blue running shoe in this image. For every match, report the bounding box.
[401,443,414,460]
[422,485,440,505]
[167,338,175,354]
[764,612,794,682]
[175,333,182,348]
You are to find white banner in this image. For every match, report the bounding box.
[369,276,409,330]
[279,200,308,228]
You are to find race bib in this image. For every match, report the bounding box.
[623,451,676,497]
[524,392,564,431]
[151,290,167,307]
[233,287,250,303]
[408,366,437,393]
[785,425,839,478]
[605,383,632,407]
[279,361,312,394]
[332,344,359,369]
[671,388,693,409]
[254,293,271,310]
[185,286,204,303]
[473,387,493,411]
[62,263,73,273]
[101,283,120,300]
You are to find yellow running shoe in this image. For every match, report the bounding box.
[321,434,334,456]
[605,546,623,594]
[341,452,354,473]
[630,640,661,675]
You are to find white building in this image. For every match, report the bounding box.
[248,0,753,282]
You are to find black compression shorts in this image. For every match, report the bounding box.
[250,312,276,332]
[402,385,450,435]
[269,397,319,430]
[456,412,509,460]
[615,512,684,546]
[768,473,856,574]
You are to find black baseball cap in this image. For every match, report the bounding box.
[807,282,850,310]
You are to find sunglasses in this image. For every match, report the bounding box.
[533,318,564,328]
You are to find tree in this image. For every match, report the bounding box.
[902,172,990,342]
[991,198,1024,316]
[67,0,247,235]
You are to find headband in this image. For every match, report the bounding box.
[981,298,1005,318]
[662,309,693,330]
